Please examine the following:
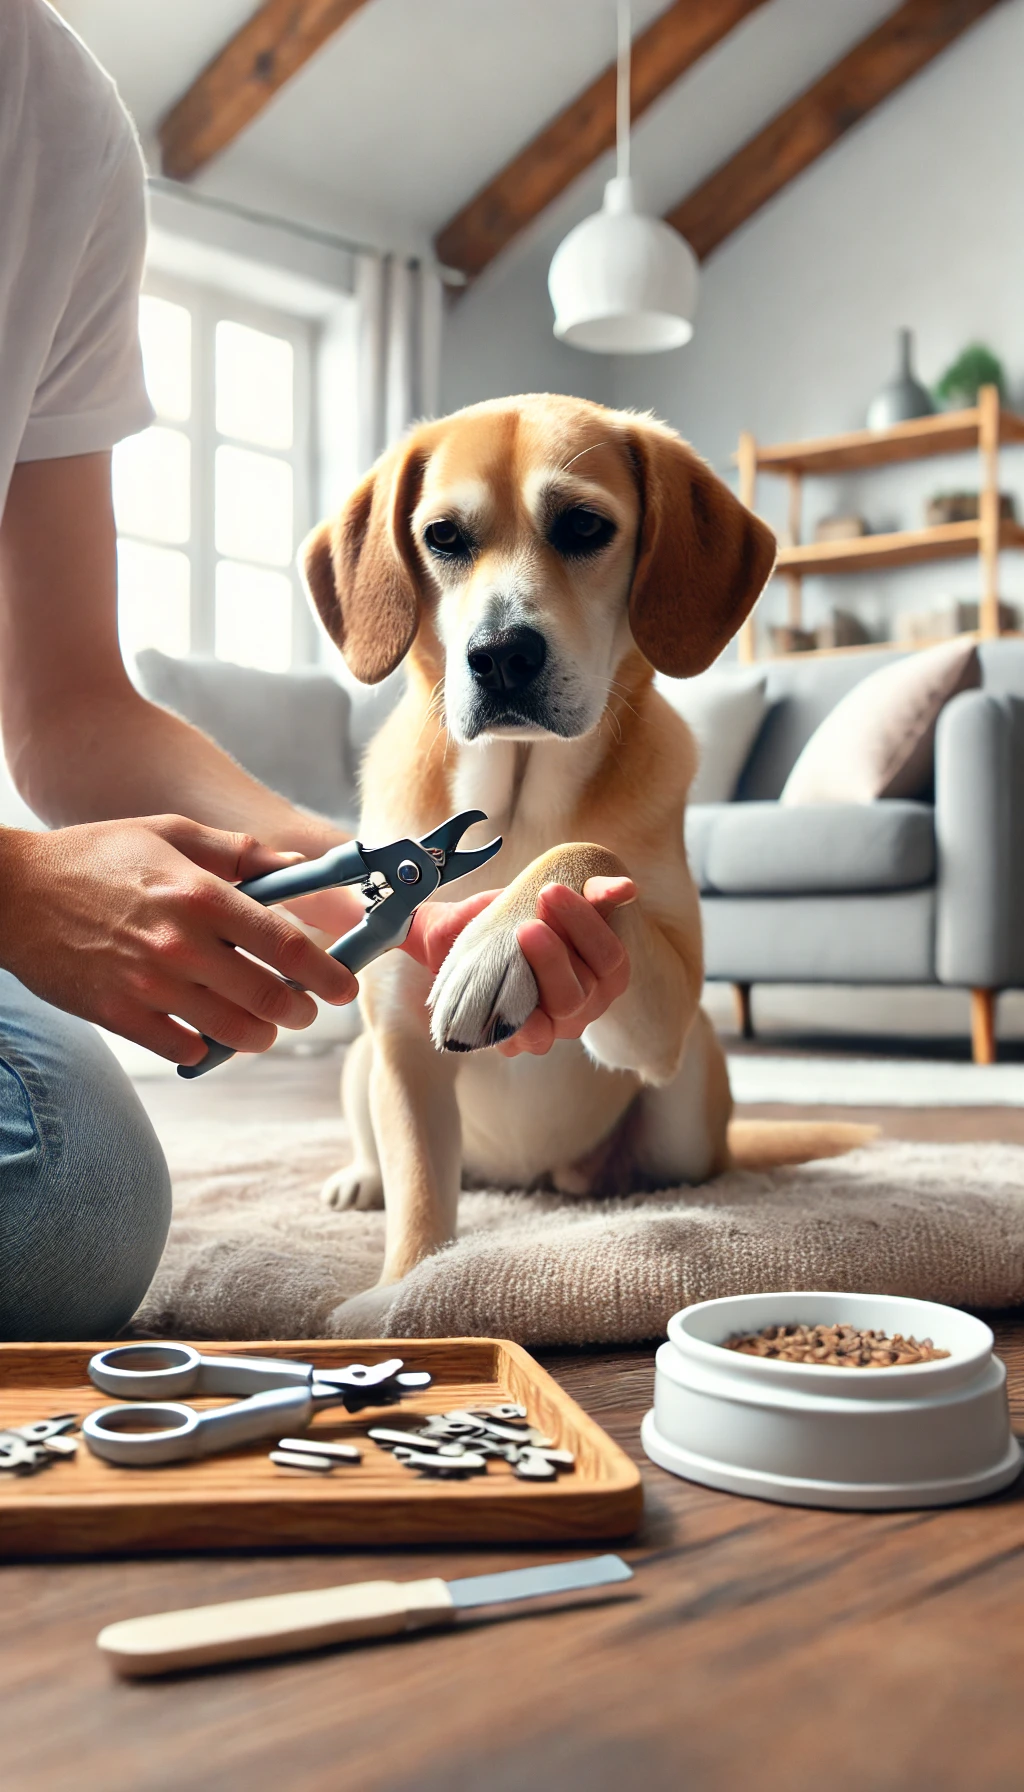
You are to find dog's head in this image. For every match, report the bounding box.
[302,395,775,745]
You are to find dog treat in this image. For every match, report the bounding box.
[722,1322,950,1367]
[369,1408,575,1480]
[269,1449,337,1474]
[0,1413,79,1476]
[277,1437,362,1463]
[391,1447,489,1477]
[42,1435,79,1457]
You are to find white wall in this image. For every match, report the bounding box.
[608,0,1024,645]
[439,234,613,416]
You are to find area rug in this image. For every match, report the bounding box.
[135,1120,1024,1347]
[726,1053,1024,1107]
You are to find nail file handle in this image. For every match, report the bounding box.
[97,1578,457,1677]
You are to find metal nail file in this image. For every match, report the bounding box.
[96,1554,634,1677]
[445,1555,630,1608]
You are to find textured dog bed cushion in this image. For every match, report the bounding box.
[137,1121,1024,1346]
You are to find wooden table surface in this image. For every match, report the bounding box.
[4,1323,1024,1792]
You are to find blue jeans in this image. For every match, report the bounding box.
[0,969,171,1340]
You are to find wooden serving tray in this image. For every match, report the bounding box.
[0,1339,642,1557]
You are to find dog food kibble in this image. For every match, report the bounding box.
[722,1323,950,1367]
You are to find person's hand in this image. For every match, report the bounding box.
[0,815,356,1067]
[502,877,635,1055]
[403,877,635,1055]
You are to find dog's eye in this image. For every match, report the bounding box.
[424,519,469,558]
[549,508,615,557]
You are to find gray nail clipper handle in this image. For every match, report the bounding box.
[235,839,370,905]
[178,840,378,1080]
[326,900,415,977]
[177,1036,245,1077]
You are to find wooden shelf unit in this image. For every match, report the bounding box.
[735,385,1024,662]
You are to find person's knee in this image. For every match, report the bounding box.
[1,989,171,1340]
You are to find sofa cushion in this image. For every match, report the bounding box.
[655,670,767,802]
[135,650,357,825]
[780,637,981,805]
[978,637,1024,696]
[685,800,935,895]
[702,887,936,982]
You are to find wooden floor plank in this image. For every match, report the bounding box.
[5,1335,1024,1790]
[5,1051,1024,1790]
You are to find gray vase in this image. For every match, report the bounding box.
[866,328,935,429]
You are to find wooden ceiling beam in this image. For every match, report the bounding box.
[667,0,1005,262]
[434,0,771,281]
[159,0,374,182]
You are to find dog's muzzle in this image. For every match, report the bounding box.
[467,625,547,698]
[461,625,551,734]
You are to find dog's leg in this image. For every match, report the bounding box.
[322,1031,384,1212]
[429,843,702,1086]
[630,1007,732,1185]
[370,1030,462,1284]
[327,1020,463,1336]
[551,1011,730,1193]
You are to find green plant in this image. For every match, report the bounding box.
[934,343,1007,408]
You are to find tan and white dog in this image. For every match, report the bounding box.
[303,394,862,1328]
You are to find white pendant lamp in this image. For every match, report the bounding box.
[548,1,698,354]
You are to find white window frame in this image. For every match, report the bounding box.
[129,270,318,667]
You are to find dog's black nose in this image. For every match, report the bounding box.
[467,626,547,695]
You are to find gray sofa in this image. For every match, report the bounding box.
[688,641,1024,1063]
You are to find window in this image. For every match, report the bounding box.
[114,275,315,673]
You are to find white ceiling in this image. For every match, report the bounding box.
[56,0,922,260]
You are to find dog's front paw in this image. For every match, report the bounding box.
[327,1282,400,1337]
[321,1164,385,1211]
[428,912,538,1053]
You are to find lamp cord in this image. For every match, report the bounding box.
[616,0,631,183]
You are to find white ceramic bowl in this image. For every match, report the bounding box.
[641,1291,1022,1510]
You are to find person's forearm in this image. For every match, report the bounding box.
[13,681,344,856]
[10,683,365,939]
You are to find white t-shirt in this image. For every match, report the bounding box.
[0,0,153,517]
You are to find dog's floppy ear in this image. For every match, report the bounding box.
[301,437,427,684]
[624,421,776,678]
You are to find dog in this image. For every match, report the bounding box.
[302,394,866,1329]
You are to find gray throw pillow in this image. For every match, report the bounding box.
[135,650,357,825]
[656,670,768,803]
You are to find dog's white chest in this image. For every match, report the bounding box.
[451,741,521,833]
[454,1044,637,1187]
[451,735,597,850]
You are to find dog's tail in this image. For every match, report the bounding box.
[725,1118,879,1171]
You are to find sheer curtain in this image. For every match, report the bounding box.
[353,252,443,472]
[319,252,444,711]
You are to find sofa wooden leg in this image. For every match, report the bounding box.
[971,989,998,1065]
[732,982,754,1040]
